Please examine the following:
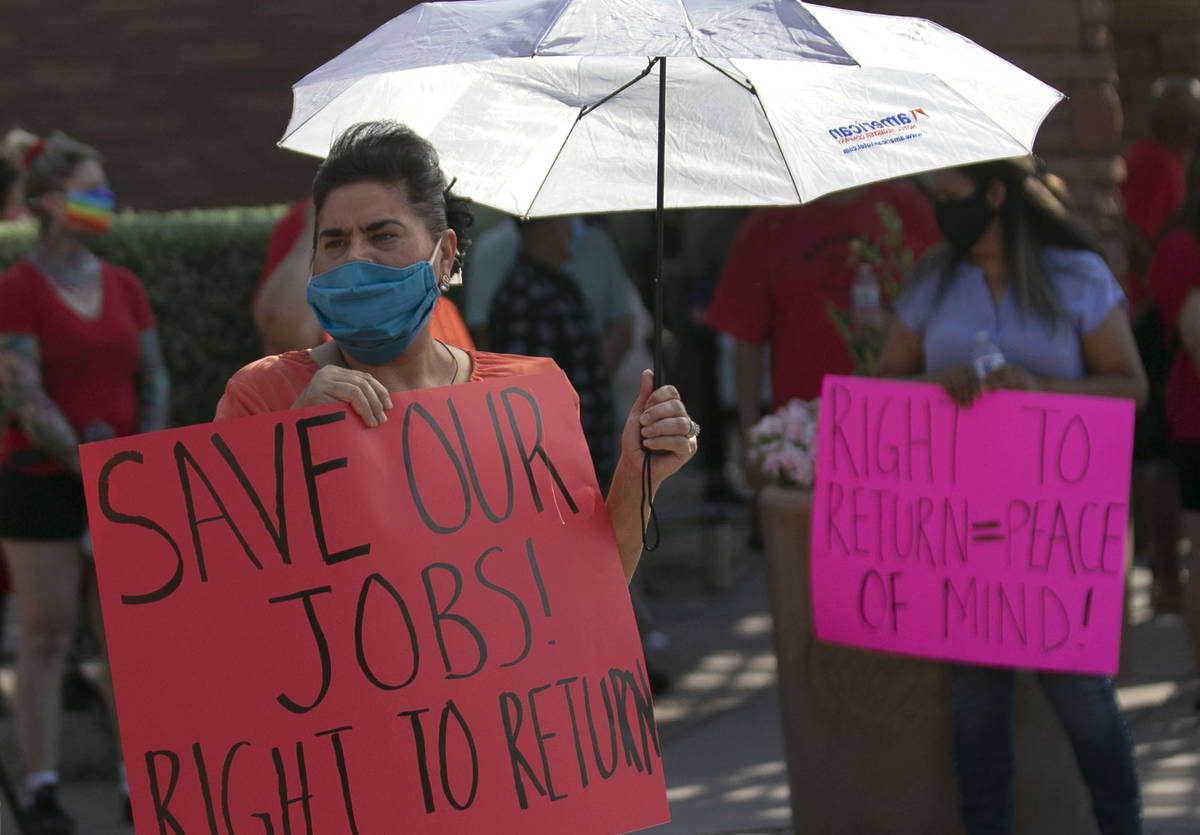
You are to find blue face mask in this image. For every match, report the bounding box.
[307,237,443,365]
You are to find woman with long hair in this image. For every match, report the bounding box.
[875,157,1146,834]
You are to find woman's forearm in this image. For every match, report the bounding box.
[605,455,655,583]
[734,339,764,437]
[0,335,81,471]
[602,370,699,583]
[12,394,80,470]
[137,330,171,433]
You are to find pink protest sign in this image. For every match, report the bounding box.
[810,375,1134,675]
[80,371,668,835]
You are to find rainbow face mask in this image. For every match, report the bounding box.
[63,187,115,233]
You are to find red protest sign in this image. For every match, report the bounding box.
[80,371,668,834]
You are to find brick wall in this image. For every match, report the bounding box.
[5,0,1125,260]
[1112,0,1200,144]
[1,0,419,210]
[851,0,1126,270]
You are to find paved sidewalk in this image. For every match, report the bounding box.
[643,557,1200,835]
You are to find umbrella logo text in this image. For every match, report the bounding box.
[828,109,927,144]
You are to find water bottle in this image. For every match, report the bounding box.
[851,263,885,332]
[971,330,1005,379]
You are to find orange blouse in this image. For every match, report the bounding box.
[215,349,570,421]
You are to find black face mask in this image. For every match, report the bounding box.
[933,189,995,256]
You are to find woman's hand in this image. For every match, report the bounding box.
[606,369,699,582]
[292,364,393,427]
[619,369,698,490]
[930,365,981,407]
[82,420,116,443]
[983,364,1039,392]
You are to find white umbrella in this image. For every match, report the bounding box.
[280,0,1062,378]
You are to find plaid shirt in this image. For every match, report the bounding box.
[488,254,616,482]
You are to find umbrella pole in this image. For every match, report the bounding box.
[653,55,666,387]
[639,55,668,554]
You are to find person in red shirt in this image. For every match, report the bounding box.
[252,197,473,356]
[705,181,939,480]
[0,131,170,831]
[1123,75,1200,311]
[1146,138,1200,692]
[1125,75,1200,615]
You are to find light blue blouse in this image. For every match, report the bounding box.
[894,246,1126,380]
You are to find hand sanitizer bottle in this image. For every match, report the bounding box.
[851,263,885,332]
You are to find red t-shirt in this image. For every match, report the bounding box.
[1122,137,1186,310]
[1147,227,1200,441]
[0,258,155,473]
[254,197,474,350]
[705,183,939,407]
[256,198,311,305]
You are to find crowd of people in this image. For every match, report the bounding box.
[0,70,1198,835]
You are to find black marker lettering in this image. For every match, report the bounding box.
[145,749,185,834]
[271,742,312,835]
[422,564,486,679]
[475,546,533,667]
[355,573,420,690]
[1055,414,1091,484]
[438,700,479,810]
[221,740,251,835]
[269,587,334,713]
[403,403,471,535]
[297,411,370,564]
[398,709,435,814]
[449,394,514,523]
[499,691,546,810]
[829,384,860,477]
[315,727,359,833]
[501,387,578,514]
[175,441,262,581]
[98,451,184,604]
[211,426,290,564]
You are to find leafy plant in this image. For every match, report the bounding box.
[826,201,918,375]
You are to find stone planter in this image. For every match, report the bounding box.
[759,485,1100,835]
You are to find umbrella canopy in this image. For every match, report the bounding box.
[280,0,1063,218]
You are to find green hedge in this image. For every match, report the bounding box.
[0,206,286,427]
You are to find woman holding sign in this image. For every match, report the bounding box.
[876,157,1146,835]
[217,121,698,582]
[0,132,170,832]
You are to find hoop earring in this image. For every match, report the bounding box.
[438,275,451,292]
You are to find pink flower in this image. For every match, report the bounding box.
[777,443,815,487]
[750,397,820,488]
[749,414,784,445]
[780,398,818,446]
